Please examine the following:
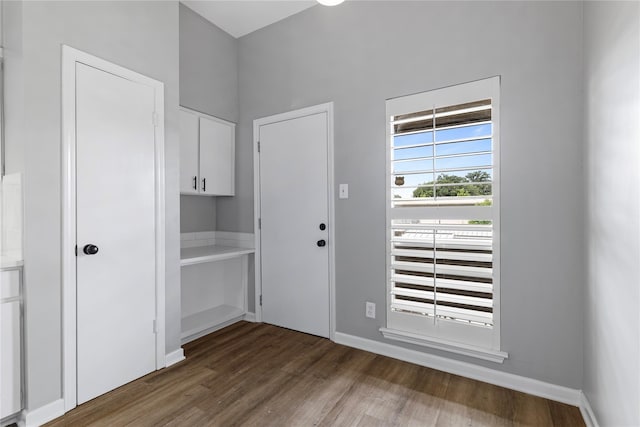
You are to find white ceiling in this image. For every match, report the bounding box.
[181,1,318,39]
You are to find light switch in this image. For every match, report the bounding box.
[339,184,349,199]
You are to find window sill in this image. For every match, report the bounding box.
[380,327,508,363]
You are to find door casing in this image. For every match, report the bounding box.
[61,45,166,412]
[253,102,336,341]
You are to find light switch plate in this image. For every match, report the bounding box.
[339,184,349,199]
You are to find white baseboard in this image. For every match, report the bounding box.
[244,312,256,322]
[580,392,599,427]
[24,398,65,427]
[165,348,185,367]
[334,332,582,407]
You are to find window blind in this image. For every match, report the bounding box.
[390,220,493,326]
[386,80,499,342]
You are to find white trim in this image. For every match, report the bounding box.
[165,348,186,368]
[253,102,336,340]
[579,392,600,427]
[334,332,582,406]
[24,399,65,427]
[384,76,502,352]
[61,45,166,412]
[244,312,256,322]
[253,121,262,323]
[380,327,507,363]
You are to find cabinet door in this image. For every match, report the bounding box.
[179,110,200,194]
[1,300,21,418]
[199,117,235,196]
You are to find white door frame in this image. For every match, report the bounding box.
[253,102,336,341]
[61,45,166,412]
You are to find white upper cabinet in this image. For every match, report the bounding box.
[199,116,235,196]
[180,107,235,196]
[180,109,200,194]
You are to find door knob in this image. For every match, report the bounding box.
[83,244,99,255]
[317,240,326,247]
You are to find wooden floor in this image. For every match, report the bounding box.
[47,322,584,426]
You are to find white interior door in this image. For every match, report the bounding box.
[75,62,157,404]
[259,111,330,338]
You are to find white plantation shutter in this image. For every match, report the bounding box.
[390,221,493,325]
[383,77,504,359]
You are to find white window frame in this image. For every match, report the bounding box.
[380,77,507,363]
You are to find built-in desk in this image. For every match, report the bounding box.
[179,234,254,344]
[180,245,254,267]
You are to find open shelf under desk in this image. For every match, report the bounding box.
[181,304,245,344]
[180,244,254,345]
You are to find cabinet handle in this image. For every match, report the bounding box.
[193,176,197,190]
[202,178,206,192]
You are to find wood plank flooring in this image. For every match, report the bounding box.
[46,322,585,426]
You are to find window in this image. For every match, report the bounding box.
[381,77,507,363]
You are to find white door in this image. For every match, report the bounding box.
[75,63,157,404]
[259,111,330,338]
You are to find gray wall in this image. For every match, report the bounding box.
[226,1,585,388]
[584,2,640,425]
[180,195,216,233]
[179,3,238,233]
[4,0,181,410]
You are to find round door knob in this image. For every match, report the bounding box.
[83,244,99,255]
[317,239,326,247]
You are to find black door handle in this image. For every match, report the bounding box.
[83,244,99,255]
[317,240,326,247]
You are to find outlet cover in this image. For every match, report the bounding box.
[366,302,376,318]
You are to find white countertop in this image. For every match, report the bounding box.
[1,255,23,270]
[180,245,254,267]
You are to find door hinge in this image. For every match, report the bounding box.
[257,141,260,152]
[152,112,159,127]
[75,245,78,256]
[258,218,261,229]
[260,295,263,306]
[153,319,157,334]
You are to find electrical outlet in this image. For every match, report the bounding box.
[366,302,376,319]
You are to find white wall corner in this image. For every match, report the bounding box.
[579,392,600,427]
[334,332,582,407]
[165,348,186,367]
[24,398,65,427]
[244,312,256,322]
